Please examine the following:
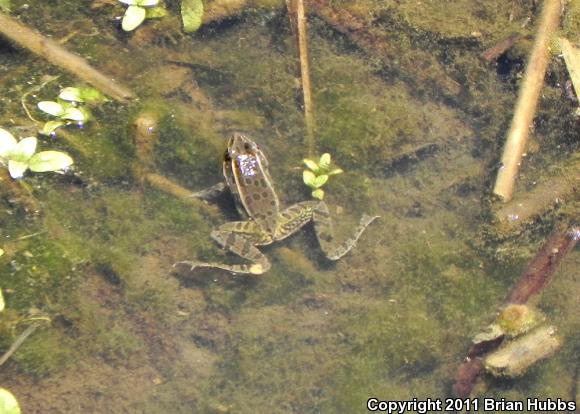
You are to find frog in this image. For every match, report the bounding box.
[175,133,378,275]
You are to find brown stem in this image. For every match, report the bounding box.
[0,12,135,103]
[452,226,578,397]
[492,0,562,201]
[294,0,315,155]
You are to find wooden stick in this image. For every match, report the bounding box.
[293,0,315,155]
[492,0,562,201]
[0,12,135,103]
[452,226,578,397]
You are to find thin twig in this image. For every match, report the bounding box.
[0,322,41,367]
[0,12,135,103]
[492,0,562,201]
[20,75,60,123]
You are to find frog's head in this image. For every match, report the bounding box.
[226,133,258,158]
[225,133,269,174]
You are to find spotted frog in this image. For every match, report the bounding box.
[176,133,378,274]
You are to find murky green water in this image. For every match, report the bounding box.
[0,0,578,413]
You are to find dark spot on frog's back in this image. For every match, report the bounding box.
[252,193,261,201]
[260,178,267,187]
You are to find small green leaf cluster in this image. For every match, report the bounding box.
[0,388,20,414]
[181,0,204,33]
[0,128,74,179]
[37,87,106,136]
[302,153,343,200]
[118,0,167,31]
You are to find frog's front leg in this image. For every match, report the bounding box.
[311,201,379,260]
[175,221,271,275]
[189,181,227,200]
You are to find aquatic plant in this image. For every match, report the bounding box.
[118,0,167,32]
[37,86,108,136]
[302,152,343,200]
[0,128,73,179]
[0,388,20,414]
[181,0,204,33]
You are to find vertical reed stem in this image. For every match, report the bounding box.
[493,0,562,201]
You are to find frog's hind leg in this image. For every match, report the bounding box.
[313,202,379,260]
[175,221,271,275]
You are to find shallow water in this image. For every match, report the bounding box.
[0,0,578,412]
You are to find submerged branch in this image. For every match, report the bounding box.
[0,12,135,103]
[492,0,562,201]
[452,226,578,397]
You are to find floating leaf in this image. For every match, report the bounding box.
[10,137,37,162]
[303,158,319,172]
[311,174,329,189]
[40,120,67,136]
[0,288,4,312]
[303,170,316,187]
[122,5,146,31]
[38,101,64,117]
[29,151,73,173]
[319,153,331,170]
[58,87,83,102]
[312,189,325,200]
[0,389,21,414]
[60,107,86,122]
[181,0,204,33]
[0,128,17,159]
[328,168,343,176]
[8,160,29,179]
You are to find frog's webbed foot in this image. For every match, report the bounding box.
[174,227,271,275]
[313,202,379,260]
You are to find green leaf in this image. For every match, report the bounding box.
[311,174,329,189]
[327,168,343,176]
[303,158,319,172]
[11,137,37,162]
[38,101,64,117]
[122,5,146,31]
[181,0,204,33]
[29,151,73,173]
[319,153,331,170]
[303,170,316,187]
[0,388,20,414]
[40,120,67,136]
[311,189,325,200]
[0,288,4,312]
[8,160,29,179]
[0,128,17,159]
[118,0,137,5]
[60,107,86,122]
[58,87,83,102]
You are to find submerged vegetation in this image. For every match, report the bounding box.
[0,0,578,412]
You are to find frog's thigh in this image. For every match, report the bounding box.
[210,229,271,274]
